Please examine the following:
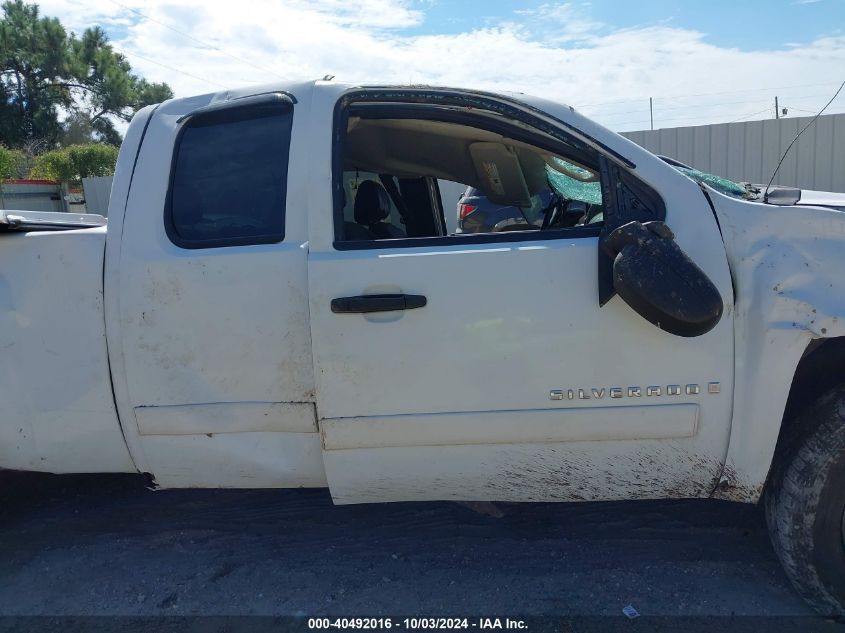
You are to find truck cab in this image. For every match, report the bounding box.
[101,81,736,503]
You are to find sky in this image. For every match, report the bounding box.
[42,0,845,132]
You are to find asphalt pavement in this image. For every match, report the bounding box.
[0,471,838,631]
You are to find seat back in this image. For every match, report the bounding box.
[353,180,405,238]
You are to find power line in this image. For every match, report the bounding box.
[575,80,843,110]
[729,107,772,123]
[614,108,784,132]
[591,97,776,122]
[772,91,845,108]
[764,78,845,201]
[613,98,845,132]
[666,92,838,112]
[109,0,288,81]
[116,48,229,89]
[584,90,839,119]
[781,106,821,114]
[600,91,845,130]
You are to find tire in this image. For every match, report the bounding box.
[766,385,845,615]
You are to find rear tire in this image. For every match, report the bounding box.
[766,385,845,615]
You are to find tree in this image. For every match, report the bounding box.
[67,25,172,145]
[0,1,68,146]
[0,143,24,178]
[29,143,118,185]
[0,1,173,148]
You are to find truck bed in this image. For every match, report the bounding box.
[0,224,135,473]
[0,209,106,231]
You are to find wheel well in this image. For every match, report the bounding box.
[784,337,845,421]
[769,336,845,484]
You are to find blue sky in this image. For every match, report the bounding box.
[46,0,845,131]
[407,0,843,51]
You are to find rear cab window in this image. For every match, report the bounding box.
[165,94,294,249]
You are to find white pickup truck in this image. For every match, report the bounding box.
[3,80,845,613]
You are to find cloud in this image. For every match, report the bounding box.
[38,0,845,132]
[512,2,607,43]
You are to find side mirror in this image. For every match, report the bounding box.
[601,221,723,337]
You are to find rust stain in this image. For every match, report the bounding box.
[710,463,764,503]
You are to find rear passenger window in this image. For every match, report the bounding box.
[166,98,293,248]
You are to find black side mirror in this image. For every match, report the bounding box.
[601,220,723,337]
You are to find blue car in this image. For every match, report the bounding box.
[457,188,553,233]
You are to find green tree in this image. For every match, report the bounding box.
[0,143,24,178]
[67,25,172,145]
[30,143,118,185]
[0,1,173,148]
[0,1,68,146]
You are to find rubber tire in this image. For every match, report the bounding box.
[766,385,845,615]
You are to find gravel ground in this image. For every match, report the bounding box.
[0,471,835,628]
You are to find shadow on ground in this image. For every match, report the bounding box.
[0,472,814,617]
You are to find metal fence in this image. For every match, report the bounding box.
[622,112,845,193]
[82,176,113,216]
[0,180,65,212]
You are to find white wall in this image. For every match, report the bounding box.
[622,112,845,192]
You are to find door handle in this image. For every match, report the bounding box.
[331,293,427,314]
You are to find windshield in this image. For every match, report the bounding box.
[542,153,755,205]
[546,156,751,203]
[673,165,748,198]
[545,157,602,205]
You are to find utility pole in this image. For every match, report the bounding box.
[775,96,779,119]
[649,97,654,130]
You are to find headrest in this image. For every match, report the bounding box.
[354,180,391,226]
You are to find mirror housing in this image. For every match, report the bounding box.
[601,221,723,337]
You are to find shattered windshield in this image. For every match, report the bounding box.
[545,157,602,205]
[546,154,755,203]
[546,155,752,203]
[671,165,750,199]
